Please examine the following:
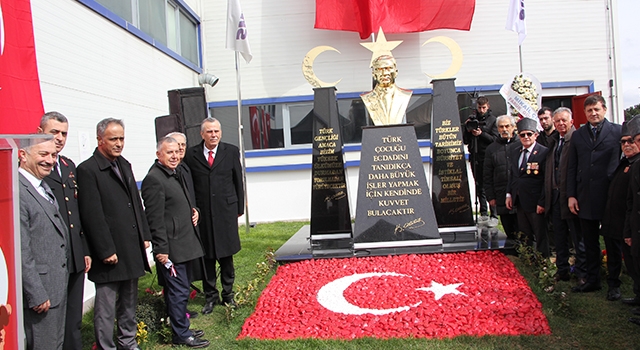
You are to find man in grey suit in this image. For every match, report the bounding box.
[141,137,208,348]
[38,111,91,350]
[18,139,69,350]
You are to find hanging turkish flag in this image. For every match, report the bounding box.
[261,107,271,149]
[315,0,476,40]
[0,0,44,134]
[249,106,262,149]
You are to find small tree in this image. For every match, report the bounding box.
[625,103,640,120]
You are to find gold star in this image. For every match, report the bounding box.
[360,27,403,67]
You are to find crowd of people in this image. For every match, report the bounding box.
[19,113,242,349]
[473,95,640,327]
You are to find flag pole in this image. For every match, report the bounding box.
[234,51,251,234]
[518,45,523,72]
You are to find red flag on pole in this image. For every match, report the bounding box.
[0,0,44,134]
[315,0,476,40]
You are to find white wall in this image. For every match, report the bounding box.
[32,0,200,178]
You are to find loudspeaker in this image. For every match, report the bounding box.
[168,87,209,148]
[154,114,182,142]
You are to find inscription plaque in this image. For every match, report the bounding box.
[353,125,441,250]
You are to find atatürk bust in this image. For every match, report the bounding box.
[360,55,412,126]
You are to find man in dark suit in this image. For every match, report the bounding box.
[625,116,640,325]
[506,118,550,257]
[567,95,621,293]
[18,139,69,349]
[537,106,558,147]
[38,112,91,350]
[183,118,244,314]
[141,137,209,348]
[77,118,151,350]
[544,108,586,283]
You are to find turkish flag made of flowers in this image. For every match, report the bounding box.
[314,0,476,40]
[239,251,550,339]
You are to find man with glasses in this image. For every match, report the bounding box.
[625,116,640,325]
[567,95,621,293]
[506,118,550,257]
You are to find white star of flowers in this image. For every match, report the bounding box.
[417,281,466,301]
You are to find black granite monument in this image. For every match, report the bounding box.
[353,124,442,253]
[310,87,353,256]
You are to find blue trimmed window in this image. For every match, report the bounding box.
[79,0,201,70]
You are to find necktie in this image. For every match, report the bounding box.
[208,150,214,167]
[53,161,61,177]
[520,149,529,172]
[111,161,124,182]
[556,137,564,157]
[592,126,598,141]
[41,181,58,209]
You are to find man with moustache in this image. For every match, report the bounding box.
[567,95,622,293]
[537,107,559,147]
[506,118,550,257]
[601,117,640,302]
[142,137,208,348]
[38,112,91,350]
[19,139,69,349]
[184,118,244,314]
[77,118,151,350]
[483,114,520,246]
[544,108,586,284]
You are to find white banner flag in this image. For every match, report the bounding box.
[506,0,526,45]
[226,0,252,63]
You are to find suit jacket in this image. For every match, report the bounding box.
[141,162,204,264]
[506,142,549,213]
[566,119,622,221]
[183,141,244,259]
[19,173,69,309]
[77,149,151,283]
[544,126,577,220]
[43,155,89,274]
[360,85,412,125]
[602,155,638,240]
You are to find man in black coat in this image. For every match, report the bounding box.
[506,118,550,257]
[625,116,640,324]
[38,112,91,350]
[567,95,622,293]
[544,108,586,283]
[537,106,559,147]
[601,119,640,302]
[142,137,209,348]
[463,96,499,224]
[77,118,151,350]
[483,115,520,241]
[183,118,244,314]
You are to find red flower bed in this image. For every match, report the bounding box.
[238,251,550,340]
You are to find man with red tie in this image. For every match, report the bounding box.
[183,118,244,314]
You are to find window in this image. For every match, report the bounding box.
[89,0,200,67]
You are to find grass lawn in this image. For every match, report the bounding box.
[81,221,640,349]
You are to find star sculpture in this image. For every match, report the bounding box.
[360,27,402,67]
[417,281,466,301]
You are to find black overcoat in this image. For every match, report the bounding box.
[566,119,621,221]
[141,162,204,264]
[77,149,151,283]
[483,135,520,215]
[184,141,244,259]
[625,161,640,258]
[602,156,638,240]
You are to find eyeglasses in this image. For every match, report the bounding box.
[518,132,534,138]
[620,139,635,145]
